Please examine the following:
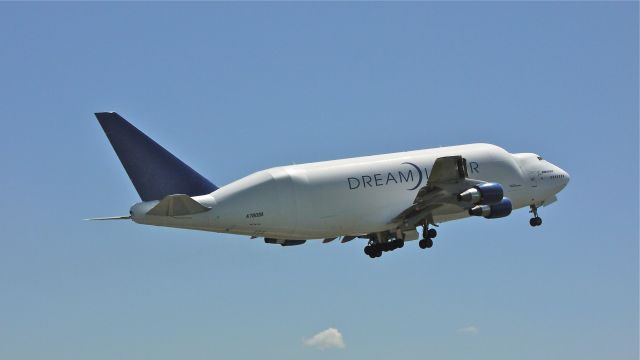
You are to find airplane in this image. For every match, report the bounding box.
[91,112,570,259]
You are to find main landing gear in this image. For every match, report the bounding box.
[529,205,542,227]
[419,226,437,249]
[363,225,439,259]
[364,238,404,258]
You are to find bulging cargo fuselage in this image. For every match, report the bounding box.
[130,143,569,239]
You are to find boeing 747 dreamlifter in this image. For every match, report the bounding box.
[91,112,570,258]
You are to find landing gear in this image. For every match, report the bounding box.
[419,225,436,250]
[529,205,543,227]
[364,234,405,258]
[363,225,438,259]
[364,245,382,258]
[419,238,433,249]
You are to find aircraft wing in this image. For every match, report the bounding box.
[393,156,484,227]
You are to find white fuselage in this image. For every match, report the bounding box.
[130,143,569,239]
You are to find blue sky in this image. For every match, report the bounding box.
[0,3,637,360]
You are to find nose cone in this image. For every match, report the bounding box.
[557,166,570,190]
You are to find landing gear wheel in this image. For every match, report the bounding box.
[365,244,383,258]
[529,205,542,227]
[529,217,542,227]
[428,228,437,238]
[419,238,433,249]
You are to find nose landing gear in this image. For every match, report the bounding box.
[529,205,542,226]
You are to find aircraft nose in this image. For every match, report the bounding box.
[557,167,570,187]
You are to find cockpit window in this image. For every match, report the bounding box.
[537,156,543,160]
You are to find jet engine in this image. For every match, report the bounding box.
[264,238,306,246]
[457,183,504,205]
[468,197,512,219]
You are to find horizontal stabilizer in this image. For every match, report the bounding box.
[84,215,131,221]
[147,194,211,217]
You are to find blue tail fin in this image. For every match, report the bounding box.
[95,112,218,201]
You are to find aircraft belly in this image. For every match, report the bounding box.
[504,187,529,210]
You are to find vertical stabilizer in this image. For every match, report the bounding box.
[95,112,218,201]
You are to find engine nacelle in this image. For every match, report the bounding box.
[264,238,306,246]
[468,197,512,219]
[457,183,504,205]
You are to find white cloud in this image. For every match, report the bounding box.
[457,325,479,335]
[303,327,346,350]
